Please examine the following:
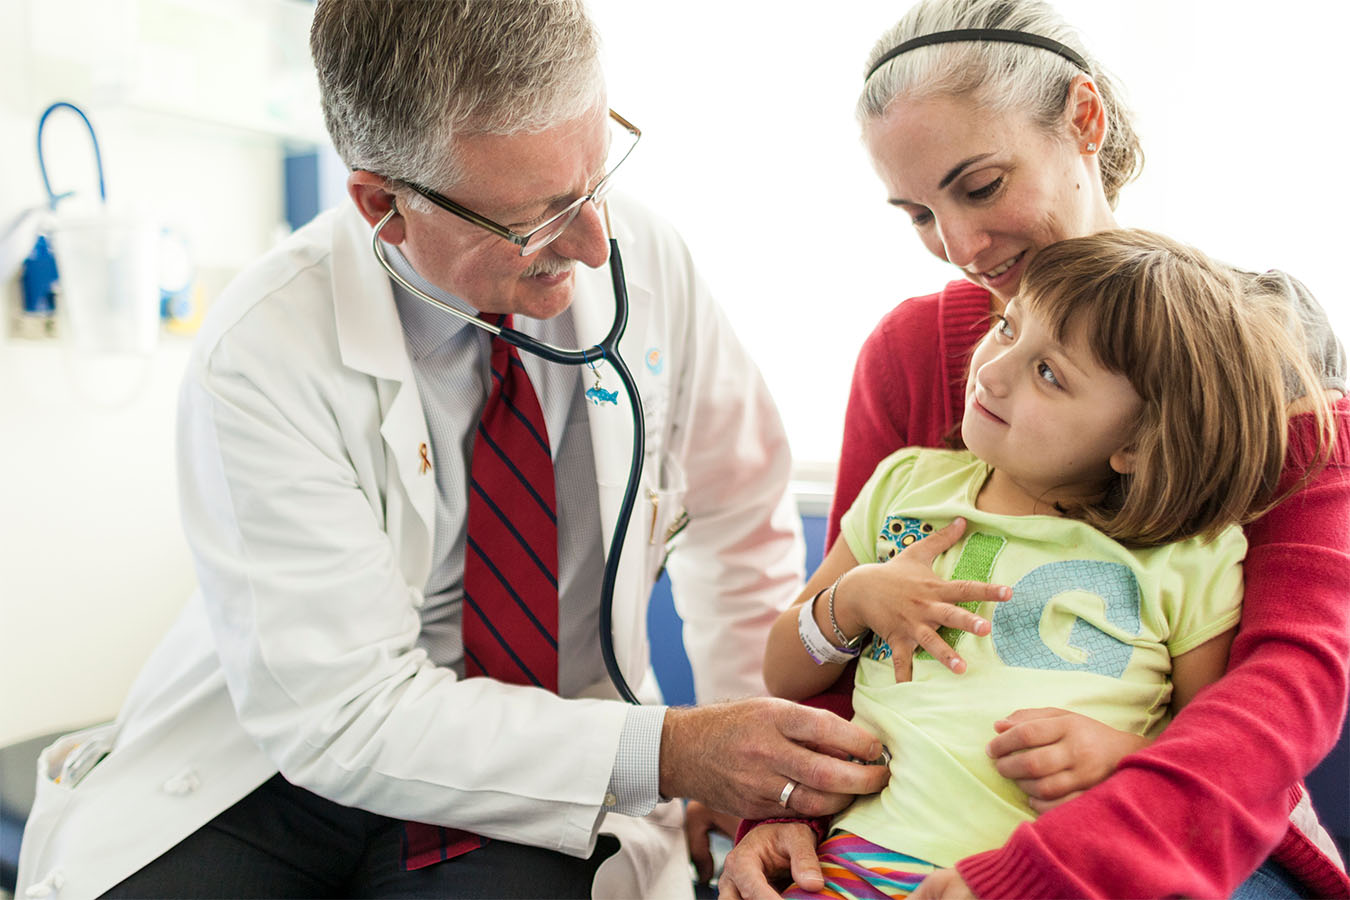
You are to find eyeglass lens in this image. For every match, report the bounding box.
[520,117,636,255]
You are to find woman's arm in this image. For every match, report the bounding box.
[827,321,918,547]
[956,402,1350,899]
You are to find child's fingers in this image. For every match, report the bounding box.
[899,517,968,564]
[912,627,967,674]
[934,602,991,637]
[1010,766,1085,801]
[891,647,914,684]
[993,708,1072,732]
[1027,788,1085,813]
[986,712,1069,758]
[992,740,1073,782]
[943,579,1012,607]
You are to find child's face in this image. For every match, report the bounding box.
[963,300,1143,509]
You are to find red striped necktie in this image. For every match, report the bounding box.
[461,314,560,690]
[402,313,561,870]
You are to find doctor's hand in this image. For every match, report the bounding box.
[718,821,821,900]
[660,699,888,821]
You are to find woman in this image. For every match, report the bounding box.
[719,1,1350,898]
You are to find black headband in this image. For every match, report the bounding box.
[865,28,1090,81]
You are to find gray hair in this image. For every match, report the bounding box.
[310,0,605,205]
[858,0,1143,208]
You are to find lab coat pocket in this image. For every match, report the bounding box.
[23,722,119,874]
[36,722,118,796]
[642,456,688,587]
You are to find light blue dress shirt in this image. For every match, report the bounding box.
[385,246,663,818]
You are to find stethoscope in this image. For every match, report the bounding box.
[371,204,645,704]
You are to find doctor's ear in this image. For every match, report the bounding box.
[348,171,406,242]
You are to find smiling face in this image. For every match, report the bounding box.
[864,90,1115,308]
[383,103,613,320]
[962,299,1142,515]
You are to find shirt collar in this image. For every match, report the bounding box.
[386,243,481,361]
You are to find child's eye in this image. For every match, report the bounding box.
[910,209,933,227]
[1037,361,1062,388]
[993,316,1013,339]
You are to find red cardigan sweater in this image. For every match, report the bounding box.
[807,279,1350,898]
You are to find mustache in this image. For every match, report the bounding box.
[522,259,576,278]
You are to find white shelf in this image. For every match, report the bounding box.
[27,0,326,145]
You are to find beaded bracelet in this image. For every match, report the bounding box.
[827,575,866,650]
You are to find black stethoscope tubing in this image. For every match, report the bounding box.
[371,207,644,703]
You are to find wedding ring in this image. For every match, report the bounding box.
[778,780,797,808]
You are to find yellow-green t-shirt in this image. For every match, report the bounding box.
[832,448,1245,867]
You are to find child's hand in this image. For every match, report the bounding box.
[986,708,1153,812]
[840,518,1010,682]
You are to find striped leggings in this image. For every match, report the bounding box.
[782,830,939,900]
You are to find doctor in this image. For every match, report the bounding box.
[16,2,889,898]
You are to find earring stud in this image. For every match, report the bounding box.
[1085,141,1098,153]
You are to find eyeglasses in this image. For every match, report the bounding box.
[400,109,640,256]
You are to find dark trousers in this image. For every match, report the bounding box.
[101,774,619,899]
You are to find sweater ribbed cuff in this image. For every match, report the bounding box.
[734,815,828,846]
[956,840,1089,900]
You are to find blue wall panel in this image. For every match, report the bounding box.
[647,514,827,708]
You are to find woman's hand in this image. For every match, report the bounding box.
[838,518,1011,682]
[987,707,1152,812]
[718,821,821,900]
[911,868,978,900]
[685,801,742,885]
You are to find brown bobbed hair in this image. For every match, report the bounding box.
[1017,229,1334,547]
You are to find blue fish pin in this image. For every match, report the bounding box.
[586,385,619,406]
[585,352,619,406]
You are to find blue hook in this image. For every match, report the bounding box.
[37,101,107,210]
[584,344,609,370]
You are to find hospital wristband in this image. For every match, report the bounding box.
[797,589,862,665]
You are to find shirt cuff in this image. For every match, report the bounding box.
[604,704,667,817]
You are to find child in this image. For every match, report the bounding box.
[761,229,1335,899]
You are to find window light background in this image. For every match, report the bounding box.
[586,0,1349,470]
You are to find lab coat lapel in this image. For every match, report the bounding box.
[329,207,435,587]
[573,257,654,682]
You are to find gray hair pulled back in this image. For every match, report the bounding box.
[859,0,1143,208]
[310,0,604,195]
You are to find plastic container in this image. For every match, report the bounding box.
[48,210,161,355]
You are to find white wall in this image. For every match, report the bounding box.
[588,0,1350,465]
[1,0,319,745]
[3,0,1346,743]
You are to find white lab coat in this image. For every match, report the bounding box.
[18,196,805,900]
